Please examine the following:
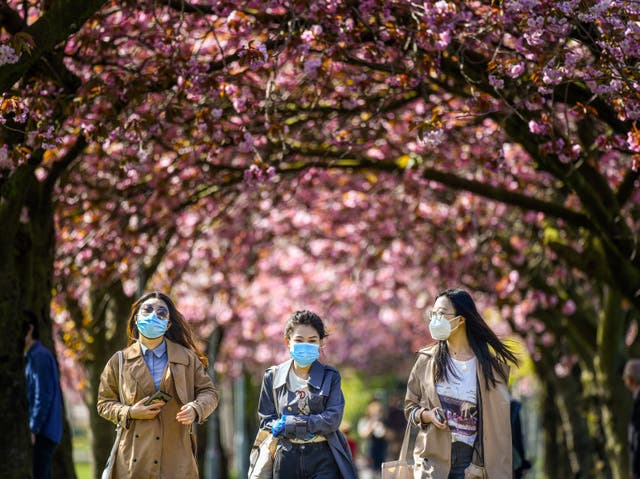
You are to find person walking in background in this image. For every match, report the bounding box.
[623,359,640,479]
[97,291,218,479]
[385,392,408,461]
[510,397,531,479]
[357,399,388,476]
[405,288,517,479]
[23,309,63,479]
[256,309,357,479]
[340,421,358,460]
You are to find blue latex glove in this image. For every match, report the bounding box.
[271,415,288,437]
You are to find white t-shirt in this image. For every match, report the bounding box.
[287,368,311,415]
[435,357,478,446]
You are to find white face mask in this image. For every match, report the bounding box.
[428,315,461,341]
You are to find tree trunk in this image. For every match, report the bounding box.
[0,165,76,478]
[594,287,628,479]
[203,325,229,479]
[535,350,596,479]
[0,266,32,478]
[84,281,132,479]
[556,368,594,478]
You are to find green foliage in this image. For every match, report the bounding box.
[341,368,407,429]
[507,337,536,387]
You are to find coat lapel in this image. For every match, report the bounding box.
[420,346,445,410]
[124,342,155,398]
[308,360,326,392]
[167,339,191,405]
[273,360,292,390]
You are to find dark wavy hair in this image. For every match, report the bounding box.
[127,291,208,368]
[434,288,517,388]
[284,310,328,340]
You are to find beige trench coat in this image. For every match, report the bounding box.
[405,344,512,479]
[97,340,219,479]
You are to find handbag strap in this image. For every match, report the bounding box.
[398,421,413,462]
[117,350,124,409]
[117,351,124,428]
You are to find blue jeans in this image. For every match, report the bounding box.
[449,442,473,479]
[275,441,341,478]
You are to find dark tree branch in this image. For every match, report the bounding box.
[274,143,595,230]
[0,0,107,93]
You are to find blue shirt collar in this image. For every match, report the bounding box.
[139,339,167,358]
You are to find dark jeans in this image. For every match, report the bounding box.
[33,434,57,479]
[275,441,340,479]
[448,442,473,479]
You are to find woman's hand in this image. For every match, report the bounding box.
[129,396,165,420]
[420,408,447,429]
[176,404,197,425]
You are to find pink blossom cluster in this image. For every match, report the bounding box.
[0,44,19,66]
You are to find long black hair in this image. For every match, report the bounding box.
[434,288,517,388]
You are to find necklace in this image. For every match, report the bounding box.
[452,356,475,371]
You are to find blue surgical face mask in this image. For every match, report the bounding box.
[290,342,319,367]
[137,312,169,339]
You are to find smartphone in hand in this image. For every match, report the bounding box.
[434,408,446,424]
[144,390,172,406]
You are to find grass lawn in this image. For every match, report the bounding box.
[75,462,93,479]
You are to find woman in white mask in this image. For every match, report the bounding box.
[404,288,517,479]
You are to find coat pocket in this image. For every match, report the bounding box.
[308,393,328,413]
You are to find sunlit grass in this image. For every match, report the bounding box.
[73,431,93,479]
[75,462,92,479]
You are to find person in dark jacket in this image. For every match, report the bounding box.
[510,397,531,479]
[624,359,640,479]
[23,310,63,479]
[357,399,388,475]
[256,310,358,479]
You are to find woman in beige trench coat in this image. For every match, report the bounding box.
[405,288,517,479]
[97,291,219,479]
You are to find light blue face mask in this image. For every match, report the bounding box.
[290,342,319,367]
[137,312,169,339]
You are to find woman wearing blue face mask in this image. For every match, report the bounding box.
[97,291,218,479]
[254,310,357,479]
[404,288,517,479]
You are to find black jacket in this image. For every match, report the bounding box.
[631,392,640,478]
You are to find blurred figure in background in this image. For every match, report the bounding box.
[340,421,358,460]
[23,310,63,479]
[358,399,388,476]
[624,359,640,479]
[385,392,407,460]
[510,396,531,479]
